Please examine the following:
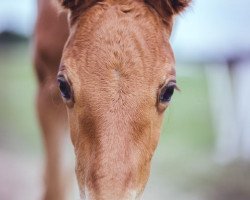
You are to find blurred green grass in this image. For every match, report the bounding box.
[0,42,41,154]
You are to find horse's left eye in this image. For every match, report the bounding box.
[57,75,72,100]
[158,81,177,112]
[159,84,175,103]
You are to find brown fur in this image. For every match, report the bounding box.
[34,0,191,199]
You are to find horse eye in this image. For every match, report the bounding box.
[57,76,71,100]
[159,83,175,103]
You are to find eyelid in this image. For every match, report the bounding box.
[57,71,73,87]
[160,79,176,88]
[57,74,65,82]
[167,80,180,92]
[57,69,66,78]
[159,80,180,96]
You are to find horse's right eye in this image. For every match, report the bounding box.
[57,75,72,100]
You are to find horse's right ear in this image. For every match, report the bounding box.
[58,0,97,11]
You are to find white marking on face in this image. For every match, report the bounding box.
[128,190,138,200]
[79,188,141,200]
[115,69,121,80]
[122,189,142,200]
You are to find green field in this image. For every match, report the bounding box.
[1,42,249,200]
[0,42,41,154]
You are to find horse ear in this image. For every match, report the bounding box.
[60,0,80,10]
[58,0,97,11]
[145,0,191,17]
[170,0,191,14]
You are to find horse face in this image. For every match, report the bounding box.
[57,0,190,199]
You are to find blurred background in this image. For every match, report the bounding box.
[0,0,250,199]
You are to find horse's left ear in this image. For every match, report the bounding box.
[145,0,191,17]
[170,0,192,14]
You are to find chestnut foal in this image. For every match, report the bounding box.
[34,0,191,199]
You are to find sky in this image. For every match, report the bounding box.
[0,0,36,36]
[0,0,250,61]
[172,0,250,61]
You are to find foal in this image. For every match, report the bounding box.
[34,0,191,199]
